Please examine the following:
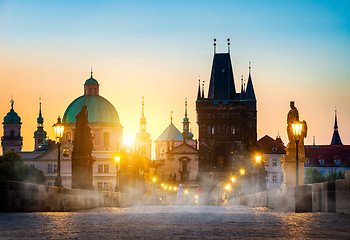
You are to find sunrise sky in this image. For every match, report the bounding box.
[1,0,349,153]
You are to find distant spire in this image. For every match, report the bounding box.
[202,81,205,98]
[170,111,173,123]
[330,108,343,145]
[227,38,230,53]
[142,96,145,118]
[313,136,315,146]
[39,97,42,117]
[197,78,201,100]
[245,61,256,100]
[213,38,216,54]
[240,75,244,99]
[185,97,188,118]
[90,68,93,78]
[334,109,338,130]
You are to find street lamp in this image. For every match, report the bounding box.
[114,154,121,191]
[255,155,262,192]
[240,169,245,176]
[292,123,303,186]
[53,116,64,188]
[231,177,236,183]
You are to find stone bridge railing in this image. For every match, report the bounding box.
[0,180,131,212]
[229,170,350,214]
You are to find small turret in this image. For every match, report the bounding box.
[245,62,256,100]
[197,79,201,100]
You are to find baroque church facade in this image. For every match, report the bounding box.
[3,73,123,190]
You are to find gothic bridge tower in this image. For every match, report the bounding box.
[196,39,257,175]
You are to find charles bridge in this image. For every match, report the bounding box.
[1,170,350,214]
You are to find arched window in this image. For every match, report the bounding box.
[10,130,15,138]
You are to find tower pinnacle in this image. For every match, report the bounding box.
[330,108,343,145]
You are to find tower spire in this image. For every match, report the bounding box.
[245,61,256,100]
[197,78,201,100]
[202,81,205,98]
[34,96,47,149]
[213,38,216,54]
[39,96,42,117]
[330,108,343,145]
[240,75,245,99]
[142,96,145,118]
[90,68,93,78]
[182,97,192,141]
[170,111,173,123]
[227,38,230,53]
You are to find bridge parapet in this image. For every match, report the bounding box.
[0,180,130,212]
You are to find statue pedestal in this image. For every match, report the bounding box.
[280,147,306,188]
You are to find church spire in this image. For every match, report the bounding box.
[136,96,150,140]
[197,78,201,100]
[245,61,256,100]
[202,81,205,99]
[240,75,245,99]
[34,97,47,149]
[330,109,343,145]
[182,97,193,141]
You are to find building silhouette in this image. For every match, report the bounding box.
[196,41,257,173]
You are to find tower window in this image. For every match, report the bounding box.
[231,126,235,135]
[207,126,211,135]
[103,132,110,146]
[211,126,215,135]
[10,130,15,138]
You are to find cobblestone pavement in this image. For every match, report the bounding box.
[1,206,350,239]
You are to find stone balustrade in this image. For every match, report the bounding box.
[0,180,130,212]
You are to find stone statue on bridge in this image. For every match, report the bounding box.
[280,101,307,187]
[72,105,94,190]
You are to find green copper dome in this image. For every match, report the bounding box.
[3,109,21,124]
[85,77,99,85]
[62,95,120,125]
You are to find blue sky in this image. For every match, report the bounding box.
[0,0,350,150]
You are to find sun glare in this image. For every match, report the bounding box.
[124,134,135,147]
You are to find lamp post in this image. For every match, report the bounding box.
[255,155,262,192]
[292,123,303,186]
[114,154,121,192]
[53,116,65,188]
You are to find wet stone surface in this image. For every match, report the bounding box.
[0,206,350,239]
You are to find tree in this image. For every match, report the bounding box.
[0,151,45,184]
[304,168,325,184]
[325,170,345,182]
[305,168,345,184]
